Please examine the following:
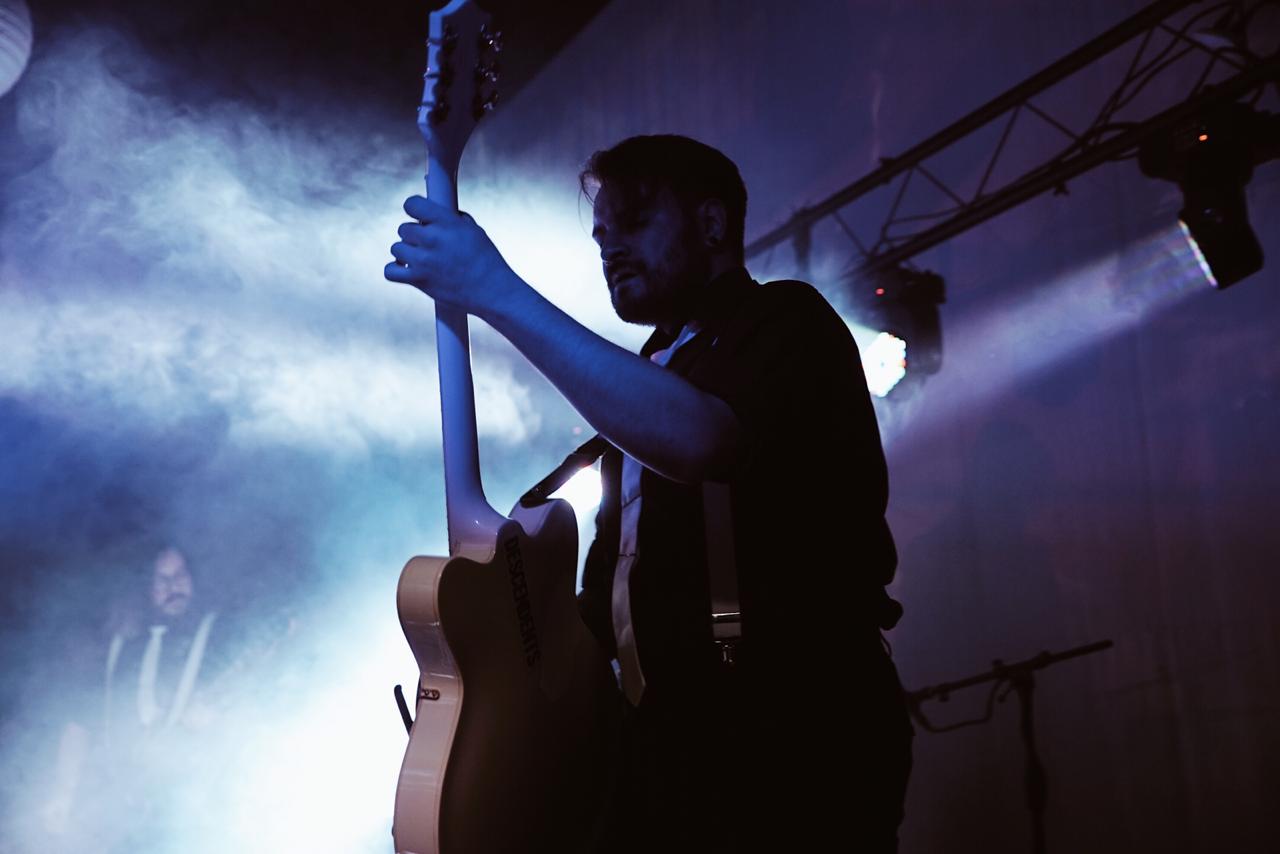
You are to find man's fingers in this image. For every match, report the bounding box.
[389,240,429,268]
[384,260,415,284]
[385,252,433,285]
[397,221,436,244]
[386,241,435,286]
[403,195,455,223]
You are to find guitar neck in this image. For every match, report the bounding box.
[426,155,506,556]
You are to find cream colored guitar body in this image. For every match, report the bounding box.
[393,3,618,850]
[393,497,619,854]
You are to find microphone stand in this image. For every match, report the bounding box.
[904,639,1113,854]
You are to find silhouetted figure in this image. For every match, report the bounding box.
[388,134,911,851]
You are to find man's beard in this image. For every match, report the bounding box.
[609,232,710,328]
[157,594,192,619]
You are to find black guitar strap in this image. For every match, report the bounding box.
[519,297,759,664]
[701,480,743,664]
[518,434,612,509]
[518,432,743,664]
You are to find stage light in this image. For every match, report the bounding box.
[1139,102,1278,290]
[844,264,945,397]
[549,464,601,519]
[862,332,908,398]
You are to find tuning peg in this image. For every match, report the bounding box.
[427,99,450,125]
[480,24,503,52]
[472,90,499,120]
[425,24,459,53]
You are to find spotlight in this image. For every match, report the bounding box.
[548,464,602,519]
[845,264,945,397]
[1139,102,1278,289]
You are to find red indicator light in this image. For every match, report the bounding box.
[1198,133,1209,142]
[875,287,886,296]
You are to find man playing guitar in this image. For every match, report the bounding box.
[387,133,911,852]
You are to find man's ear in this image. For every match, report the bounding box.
[696,198,729,249]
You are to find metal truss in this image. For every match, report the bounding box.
[745,0,1280,278]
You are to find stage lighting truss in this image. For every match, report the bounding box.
[1139,102,1279,288]
[745,0,1280,286]
[846,264,946,398]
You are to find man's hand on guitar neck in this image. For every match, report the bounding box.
[385,195,524,318]
[383,194,745,485]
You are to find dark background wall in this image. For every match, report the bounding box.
[474,3,1279,849]
[1,1,1276,851]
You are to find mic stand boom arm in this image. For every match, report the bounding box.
[904,639,1114,854]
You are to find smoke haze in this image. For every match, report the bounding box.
[0,21,638,853]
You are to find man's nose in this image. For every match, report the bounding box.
[600,242,629,264]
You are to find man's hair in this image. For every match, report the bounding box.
[579,134,748,257]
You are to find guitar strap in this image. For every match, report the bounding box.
[519,303,760,667]
[518,433,742,664]
[518,434,612,509]
[701,480,742,664]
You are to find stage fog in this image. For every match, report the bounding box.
[1,1,1276,852]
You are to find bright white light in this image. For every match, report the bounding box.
[223,596,417,853]
[872,223,1208,452]
[1177,219,1218,288]
[863,332,909,398]
[1,27,647,459]
[549,465,602,520]
[844,319,908,397]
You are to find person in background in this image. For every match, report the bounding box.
[43,545,224,851]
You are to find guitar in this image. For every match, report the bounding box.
[392,3,620,853]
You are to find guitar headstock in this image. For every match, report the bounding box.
[418,0,501,174]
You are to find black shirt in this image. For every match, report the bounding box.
[578,267,898,705]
